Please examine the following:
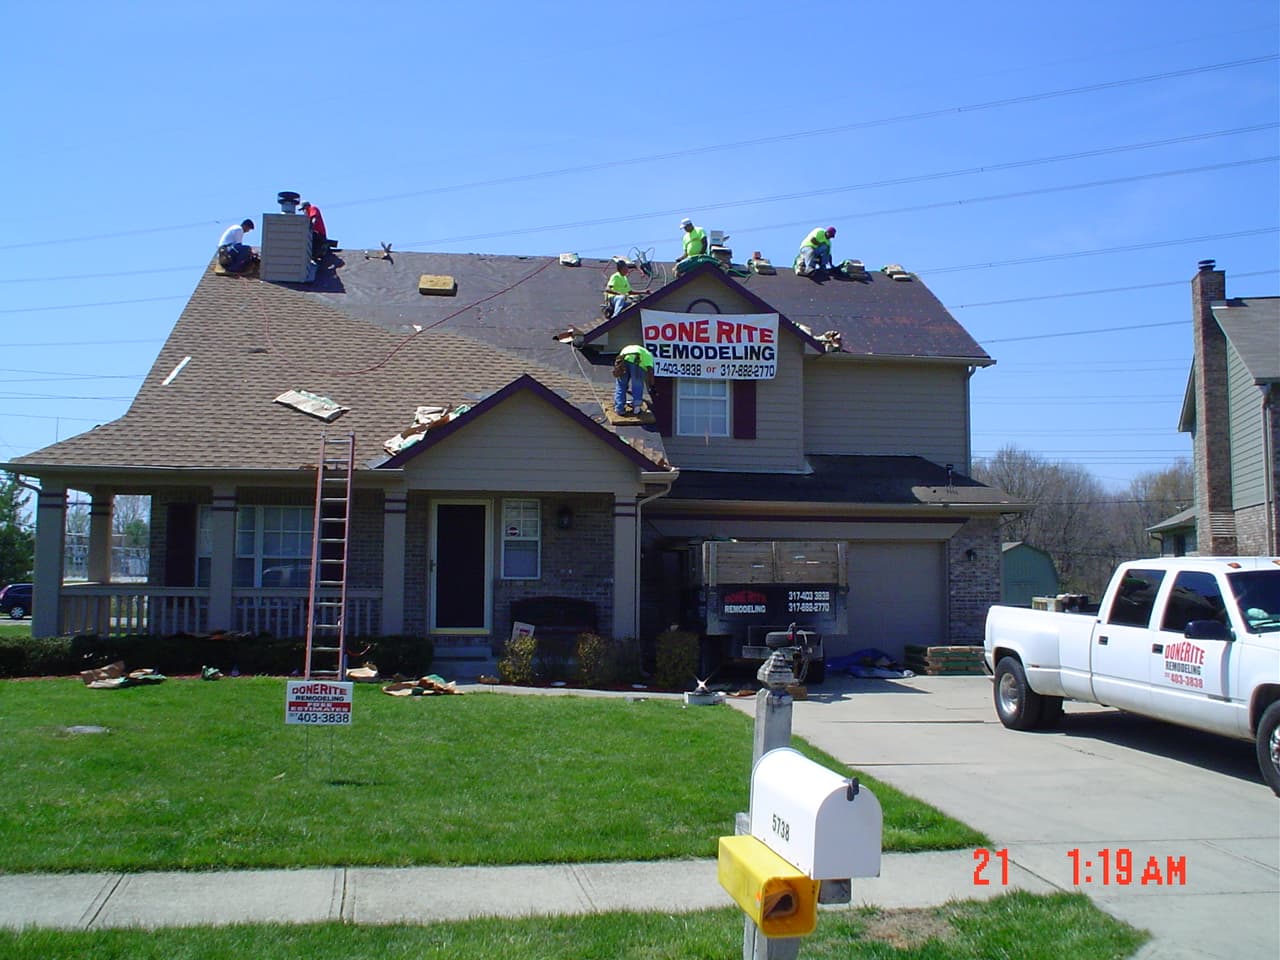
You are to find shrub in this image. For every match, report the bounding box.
[498,634,539,685]
[361,635,434,678]
[597,635,643,687]
[654,629,699,691]
[0,636,75,678]
[574,632,607,687]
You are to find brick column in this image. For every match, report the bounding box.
[1190,260,1235,555]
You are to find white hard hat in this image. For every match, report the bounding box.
[679,218,693,228]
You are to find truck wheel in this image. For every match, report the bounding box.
[1256,701,1280,796]
[993,656,1042,731]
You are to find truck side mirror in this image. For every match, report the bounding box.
[1184,619,1233,642]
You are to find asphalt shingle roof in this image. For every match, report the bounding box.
[10,248,988,475]
[1213,297,1280,383]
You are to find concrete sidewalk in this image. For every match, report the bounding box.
[0,849,1053,931]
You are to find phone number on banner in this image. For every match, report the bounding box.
[653,361,776,380]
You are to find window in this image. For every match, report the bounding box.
[1105,568,1165,627]
[676,379,730,437]
[1161,571,1227,632]
[197,505,313,587]
[502,499,540,579]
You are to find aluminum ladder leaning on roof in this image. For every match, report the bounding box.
[304,432,355,679]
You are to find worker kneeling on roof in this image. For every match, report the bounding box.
[217,219,258,273]
[605,258,634,318]
[797,226,836,275]
[613,344,655,417]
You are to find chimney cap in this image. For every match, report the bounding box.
[1198,258,1216,272]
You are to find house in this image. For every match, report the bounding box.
[1000,541,1059,606]
[5,200,1022,670]
[1154,261,1279,556]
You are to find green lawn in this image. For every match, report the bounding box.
[0,620,31,640]
[0,678,984,872]
[0,893,1147,959]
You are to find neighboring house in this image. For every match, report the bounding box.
[1000,541,1059,606]
[1154,260,1279,556]
[4,201,1022,669]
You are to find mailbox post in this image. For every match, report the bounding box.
[721,635,882,960]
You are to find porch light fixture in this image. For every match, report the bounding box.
[557,505,574,530]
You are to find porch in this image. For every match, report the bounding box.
[58,584,383,639]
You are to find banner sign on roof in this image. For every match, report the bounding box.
[640,310,779,380]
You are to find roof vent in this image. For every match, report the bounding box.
[881,263,914,281]
[277,191,301,214]
[1198,258,1216,272]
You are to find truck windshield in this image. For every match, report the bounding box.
[1227,571,1280,633]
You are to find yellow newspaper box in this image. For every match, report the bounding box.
[717,834,819,937]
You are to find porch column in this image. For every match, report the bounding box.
[87,490,113,583]
[381,486,408,635]
[32,482,66,638]
[612,495,638,640]
[207,486,237,632]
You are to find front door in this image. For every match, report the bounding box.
[431,501,491,632]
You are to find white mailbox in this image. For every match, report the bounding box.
[750,747,882,880]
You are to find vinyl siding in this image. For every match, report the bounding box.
[603,273,806,472]
[803,358,969,468]
[1227,343,1266,508]
[401,392,642,495]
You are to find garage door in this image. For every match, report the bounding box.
[845,542,945,661]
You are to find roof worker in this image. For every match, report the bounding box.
[216,219,258,273]
[299,201,328,263]
[613,344,655,417]
[676,217,707,263]
[796,226,836,276]
[605,258,634,318]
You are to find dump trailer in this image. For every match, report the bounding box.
[697,540,848,685]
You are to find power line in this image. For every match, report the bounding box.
[409,156,1279,247]
[2,338,163,348]
[8,54,1276,252]
[980,319,1187,345]
[925,228,1278,275]
[0,295,185,315]
[950,268,1279,308]
[338,56,1279,212]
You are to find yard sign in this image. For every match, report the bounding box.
[285,680,354,725]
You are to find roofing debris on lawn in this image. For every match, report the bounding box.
[80,661,166,689]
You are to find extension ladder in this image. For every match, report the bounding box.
[304,433,355,679]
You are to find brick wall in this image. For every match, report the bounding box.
[1190,262,1237,554]
[947,517,1002,644]
[401,493,616,652]
[1234,504,1271,556]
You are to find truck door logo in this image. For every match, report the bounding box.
[1163,641,1205,689]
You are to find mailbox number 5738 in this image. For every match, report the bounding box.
[771,813,791,842]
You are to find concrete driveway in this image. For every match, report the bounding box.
[731,675,1279,960]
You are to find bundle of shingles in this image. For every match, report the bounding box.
[903,644,986,676]
[383,404,473,456]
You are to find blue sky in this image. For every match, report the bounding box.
[2,0,1277,490]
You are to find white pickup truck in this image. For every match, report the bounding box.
[984,557,1280,794]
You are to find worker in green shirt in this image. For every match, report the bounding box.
[797,226,836,275]
[605,259,633,317]
[676,217,707,263]
[613,344,655,416]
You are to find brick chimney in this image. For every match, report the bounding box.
[1190,259,1236,554]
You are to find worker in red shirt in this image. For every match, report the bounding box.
[299,201,327,262]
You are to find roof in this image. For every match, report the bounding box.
[1212,297,1280,384]
[8,260,665,474]
[664,455,1020,508]
[7,247,988,475]
[1147,505,1197,535]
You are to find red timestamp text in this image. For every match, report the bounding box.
[1068,848,1188,886]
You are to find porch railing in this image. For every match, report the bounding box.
[61,586,209,637]
[59,586,381,638]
